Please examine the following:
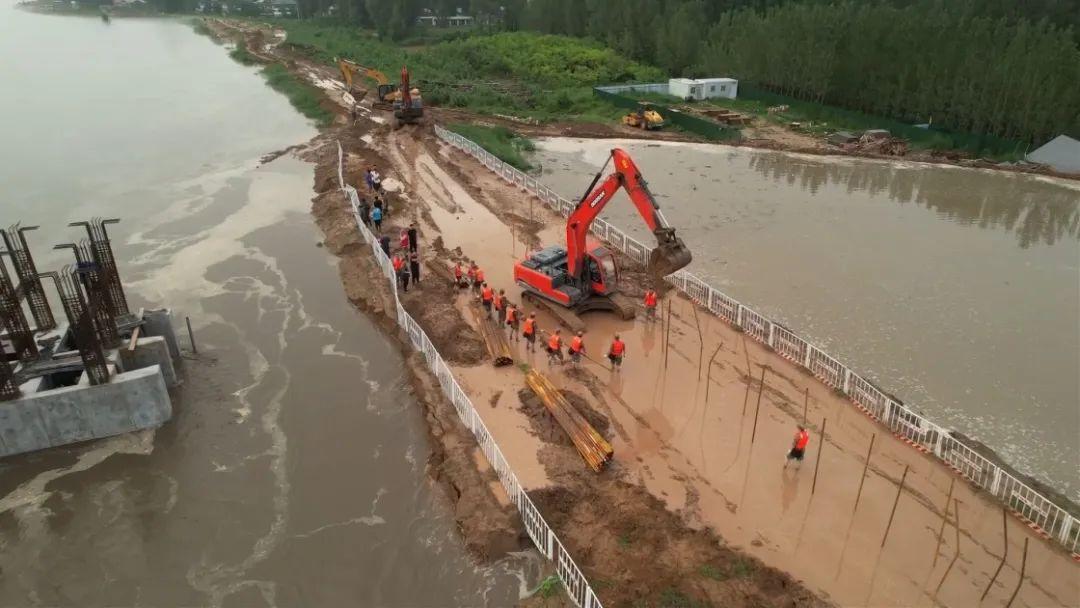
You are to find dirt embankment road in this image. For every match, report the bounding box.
[206,18,1079,607]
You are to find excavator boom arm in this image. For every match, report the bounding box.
[565,148,692,280]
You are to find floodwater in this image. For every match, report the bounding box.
[530,138,1080,501]
[0,8,532,605]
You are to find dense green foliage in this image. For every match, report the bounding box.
[279,21,655,121]
[261,64,334,127]
[527,0,1080,145]
[445,123,535,170]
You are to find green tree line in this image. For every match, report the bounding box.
[524,0,1079,144]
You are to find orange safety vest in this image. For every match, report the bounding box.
[505,307,517,324]
[609,339,625,356]
[795,430,810,450]
[454,265,463,279]
[467,267,476,279]
[393,257,404,271]
[644,291,657,307]
[494,295,504,310]
[475,269,485,282]
[522,318,535,335]
[481,287,494,302]
[548,334,561,351]
[569,336,583,353]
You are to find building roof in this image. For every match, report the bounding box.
[1027,135,1080,174]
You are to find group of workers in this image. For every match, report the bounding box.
[451,260,631,371]
[354,167,424,293]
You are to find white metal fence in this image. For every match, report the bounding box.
[335,143,605,607]
[595,83,671,96]
[433,125,1080,555]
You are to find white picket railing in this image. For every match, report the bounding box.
[335,143,604,608]
[432,125,1080,555]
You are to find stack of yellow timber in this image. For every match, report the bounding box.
[470,305,514,367]
[525,370,613,472]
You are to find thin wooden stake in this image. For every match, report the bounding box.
[704,341,723,403]
[750,366,767,443]
[852,434,876,514]
[802,388,809,425]
[980,507,1010,602]
[934,499,962,595]
[811,418,827,495]
[186,316,197,354]
[691,301,704,380]
[740,376,751,417]
[931,477,957,568]
[1005,538,1029,608]
[662,300,672,370]
[880,465,909,547]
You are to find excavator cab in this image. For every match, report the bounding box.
[584,245,619,296]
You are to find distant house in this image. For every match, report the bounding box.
[668,77,738,101]
[1027,135,1080,174]
[416,14,438,25]
[447,14,473,26]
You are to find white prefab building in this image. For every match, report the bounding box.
[667,77,738,100]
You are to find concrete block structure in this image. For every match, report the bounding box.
[0,366,170,457]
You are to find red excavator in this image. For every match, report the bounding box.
[513,148,692,330]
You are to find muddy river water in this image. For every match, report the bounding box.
[0,8,532,605]
[531,138,1080,501]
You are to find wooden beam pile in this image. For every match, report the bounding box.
[525,370,613,472]
[471,305,514,367]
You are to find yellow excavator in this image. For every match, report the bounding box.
[622,104,665,130]
[337,58,423,125]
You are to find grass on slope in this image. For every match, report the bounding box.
[447,123,535,171]
[272,20,661,123]
[261,64,334,128]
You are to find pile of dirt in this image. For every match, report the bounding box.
[399,259,486,366]
[531,479,829,608]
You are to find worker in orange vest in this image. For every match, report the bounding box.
[480,282,494,318]
[504,303,519,341]
[392,253,407,291]
[466,263,476,287]
[568,330,585,367]
[546,328,563,365]
[493,289,506,322]
[453,262,465,288]
[473,267,485,294]
[522,312,537,351]
[607,334,626,370]
[643,289,658,321]
[785,425,811,469]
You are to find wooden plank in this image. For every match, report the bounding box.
[526,369,613,472]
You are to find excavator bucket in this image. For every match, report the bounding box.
[648,228,693,277]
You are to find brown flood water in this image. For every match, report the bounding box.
[530,138,1080,502]
[0,11,533,606]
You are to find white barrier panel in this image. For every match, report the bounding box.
[337,144,607,606]
[431,127,1080,555]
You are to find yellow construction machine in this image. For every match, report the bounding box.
[622,104,665,130]
[337,58,396,105]
[337,58,423,126]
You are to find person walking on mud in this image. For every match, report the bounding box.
[472,266,485,295]
[504,303,520,341]
[409,250,421,284]
[365,167,375,192]
[785,425,810,469]
[493,289,506,323]
[546,329,564,365]
[568,330,585,367]
[454,262,466,288]
[407,223,418,252]
[643,289,658,322]
[607,334,626,370]
[392,252,407,290]
[522,312,537,351]
[379,234,391,257]
[479,282,494,318]
[357,197,370,227]
[371,205,383,231]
